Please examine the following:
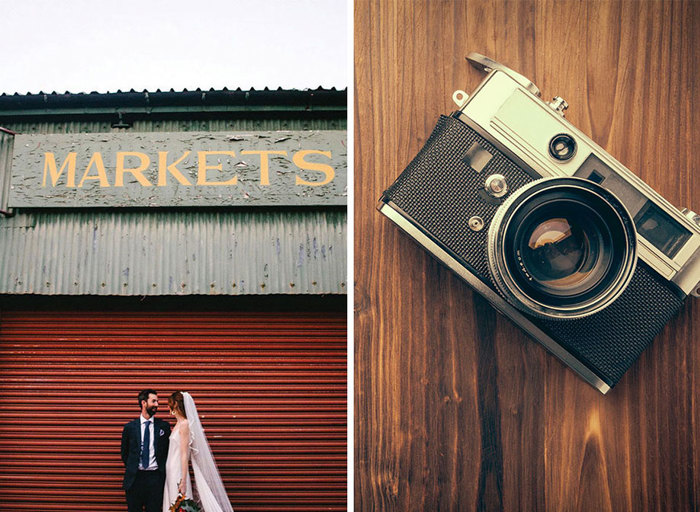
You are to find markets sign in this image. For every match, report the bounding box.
[9,131,347,207]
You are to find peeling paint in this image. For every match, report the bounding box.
[10,131,347,207]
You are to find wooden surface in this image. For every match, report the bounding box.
[354,1,699,510]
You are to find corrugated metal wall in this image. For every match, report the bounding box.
[0,114,347,296]
[0,210,346,295]
[0,310,346,511]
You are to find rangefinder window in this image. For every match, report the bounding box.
[574,154,611,184]
[634,201,692,259]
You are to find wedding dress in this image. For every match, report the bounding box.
[163,422,193,509]
[163,392,234,512]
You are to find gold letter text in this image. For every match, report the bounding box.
[158,151,192,186]
[78,152,111,188]
[43,152,77,187]
[115,152,152,187]
[197,151,237,186]
[240,150,287,186]
[294,150,334,186]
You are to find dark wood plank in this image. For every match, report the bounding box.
[354,1,700,510]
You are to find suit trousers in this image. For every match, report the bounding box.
[125,470,164,512]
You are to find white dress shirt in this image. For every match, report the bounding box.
[139,414,158,471]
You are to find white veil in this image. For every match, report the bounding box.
[182,392,234,512]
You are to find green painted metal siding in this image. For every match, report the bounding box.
[0,209,345,295]
[0,90,347,296]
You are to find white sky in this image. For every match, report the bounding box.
[0,0,348,94]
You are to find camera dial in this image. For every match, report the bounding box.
[487,177,637,319]
[549,134,577,161]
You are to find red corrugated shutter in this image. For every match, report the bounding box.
[0,311,346,511]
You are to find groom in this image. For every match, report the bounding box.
[121,389,171,512]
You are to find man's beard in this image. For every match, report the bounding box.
[146,405,158,417]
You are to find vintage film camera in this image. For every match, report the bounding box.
[379,53,700,393]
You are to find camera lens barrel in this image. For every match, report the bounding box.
[487,177,637,319]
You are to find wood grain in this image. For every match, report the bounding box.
[354,1,700,510]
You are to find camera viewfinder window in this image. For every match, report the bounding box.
[462,142,493,173]
[634,201,692,259]
[588,170,605,184]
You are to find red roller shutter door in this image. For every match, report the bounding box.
[0,311,346,511]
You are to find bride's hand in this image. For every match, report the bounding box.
[178,479,187,495]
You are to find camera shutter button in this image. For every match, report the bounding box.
[485,174,508,198]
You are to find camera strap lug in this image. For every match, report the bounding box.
[452,90,469,108]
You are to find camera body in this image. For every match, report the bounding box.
[379,54,700,393]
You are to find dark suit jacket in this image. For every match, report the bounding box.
[121,416,171,490]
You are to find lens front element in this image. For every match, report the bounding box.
[516,202,611,296]
[522,216,594,286]
[488,178,637,319]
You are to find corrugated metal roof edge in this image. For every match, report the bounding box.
[0,87,347,113]
[1,86,344,96]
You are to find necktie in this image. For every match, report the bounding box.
[141,420,151,469]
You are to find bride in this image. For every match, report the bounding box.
[163,391,234,512]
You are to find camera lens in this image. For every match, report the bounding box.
[515,203,609,295]
[549,134,576,161]
[487,178,637,319]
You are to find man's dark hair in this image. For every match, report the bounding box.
[138,389,157,408]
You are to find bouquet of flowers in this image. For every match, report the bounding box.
[169,493,202,512]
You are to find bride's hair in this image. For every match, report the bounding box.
[168,391,187,418]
